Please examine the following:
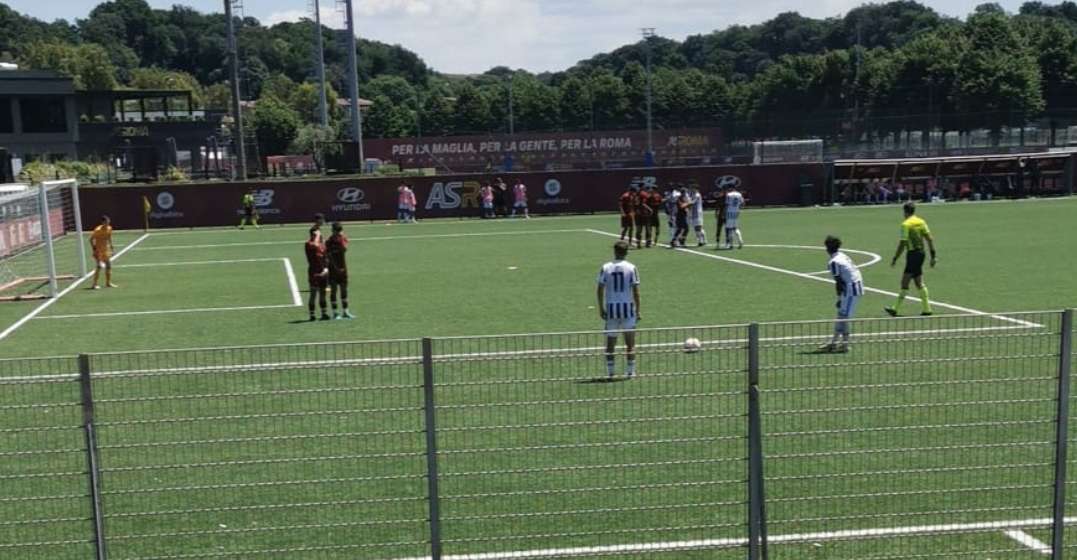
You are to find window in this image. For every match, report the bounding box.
[0,98,12,133]
[20,97,68,133]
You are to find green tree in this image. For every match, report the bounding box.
[511,74,561,132]
[19,41,118,90]
[953,11,1045,138]
[588,70,629,129]
[260,73,297,102]
[289,81,341,125]
[204,83,231,111]
[249,96,301,156]
[289,123,338,168]
[559,76,594,130]
[419,90,454,137]
[453,83,492,134]
[129,67,204,107]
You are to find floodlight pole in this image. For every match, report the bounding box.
[313,0,329,127]
[508,73,515,136]
[641,28,655,166]
[343,0,365,171]
[225,0,247,181]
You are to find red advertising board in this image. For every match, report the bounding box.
[0,208,65,258]
[78,163,825,230]
[364,128,724,170]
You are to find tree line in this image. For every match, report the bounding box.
[2,0,1077,155]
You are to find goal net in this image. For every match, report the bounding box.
[753,139,825,164]
[0,179,86,301]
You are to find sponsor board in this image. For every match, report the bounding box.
[332,187,371,213]
[424,181,481,210]
[150,191,184,219]
[236,189,281,216]
[537,178,569,206]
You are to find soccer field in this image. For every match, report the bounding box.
[2,197,1076,356]
[1,197,1076,559]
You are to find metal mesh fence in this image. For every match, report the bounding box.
[758,312,1063,559]
[87,340,429,560]
[430,326,750,558]
[0,357,93,559]
[0,311,1075,559]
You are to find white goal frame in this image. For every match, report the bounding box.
[0,179,86,301]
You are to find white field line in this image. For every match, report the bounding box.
[116,258,284,268]
[587,229,1042,329]
[134,214,610,237]
[1,323,1033,382]
[33,257,304,320]
[392,517,1077,560]
[137,229,588,251]
[36,304,298,320]
[0,233,151,343]
[744,243,882,276]
[282,258,302,306]
[1003,529,1051,555]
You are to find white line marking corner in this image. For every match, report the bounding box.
[0,233,151,342]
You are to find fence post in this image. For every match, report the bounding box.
[747,323,768,560]
[78,354,108,560]
[421,338,443,560]
[1052,309,1073,559]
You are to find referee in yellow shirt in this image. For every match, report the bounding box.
[885,202,937,317]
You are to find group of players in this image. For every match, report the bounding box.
[619,183,745,250]
[596,200,939,378]
[303,213,355,321]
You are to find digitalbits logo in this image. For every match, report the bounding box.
[543,179,562,197]
[156,191,175,210]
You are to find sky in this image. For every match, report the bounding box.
[5,0,1048,74]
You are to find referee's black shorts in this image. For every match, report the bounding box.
[904,250,926,277]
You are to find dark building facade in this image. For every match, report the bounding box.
[0,69,223,175]
[0,70,80,161]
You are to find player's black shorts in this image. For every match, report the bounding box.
[328,270,348,286]
[620,215,634,228]
[649,213,660,227]
[904,250,926,277]
[675,216,688,229]
[244,206,254,217]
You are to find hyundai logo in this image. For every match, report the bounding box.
[337,187,365,203]
[714,175,741,189]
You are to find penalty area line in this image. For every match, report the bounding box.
[391,517,1077,560]
[586,229,1041,329]
[0,233,151,342]
[1002,529,1051,555]
[137,229,589,251]
[35,304,299,320]
[283,258,302,307]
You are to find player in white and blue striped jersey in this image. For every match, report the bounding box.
[820,235,863,353]
[596,241,642,378]
[723,187,745,249]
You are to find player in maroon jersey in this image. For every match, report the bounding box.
[304,227,330,321]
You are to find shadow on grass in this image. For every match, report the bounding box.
[577,377,630,384]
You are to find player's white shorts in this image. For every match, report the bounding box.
[690,216,704,228]
[725,217,739,229]
[514,201,527,208]
[837,294,860,319]
[482,201,493,209]
[604,317,638,336]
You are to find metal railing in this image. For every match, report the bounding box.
[0,310,1072,559]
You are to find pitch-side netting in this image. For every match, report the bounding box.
[0,179,86,301]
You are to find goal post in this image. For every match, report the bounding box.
[0,179,85,301]
[752,139,825,164]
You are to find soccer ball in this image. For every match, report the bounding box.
[683,337,702,353]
